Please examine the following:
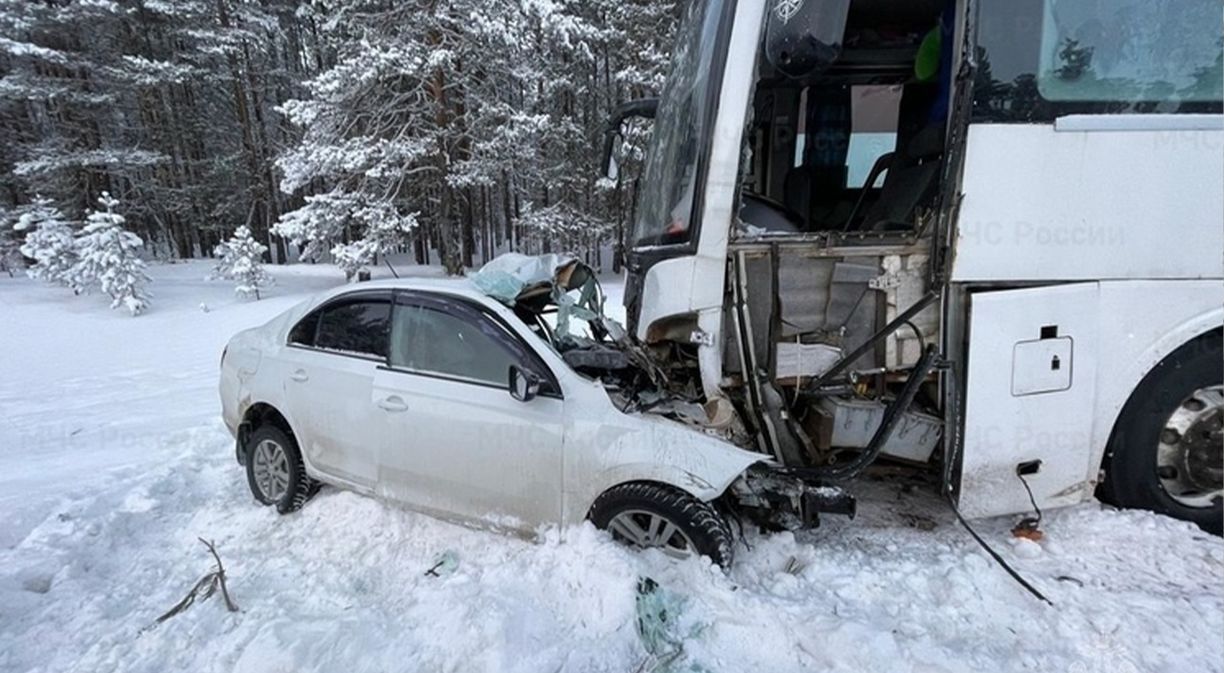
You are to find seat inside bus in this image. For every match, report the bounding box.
[740,0,953,236]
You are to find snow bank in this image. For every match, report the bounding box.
[1,423,1219,673]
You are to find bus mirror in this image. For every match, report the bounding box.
[765,0,850,79]
[602,129,621,180]
[600,98,659,180]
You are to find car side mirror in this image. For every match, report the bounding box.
[509,364,541,402]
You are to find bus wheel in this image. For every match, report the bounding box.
[1100,331,1223,535]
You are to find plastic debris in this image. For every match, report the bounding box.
[634,577,709,673]
[424,550,459,578]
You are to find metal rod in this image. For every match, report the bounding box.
[802,290,940,395]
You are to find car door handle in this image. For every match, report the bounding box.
[290,369,309,383]
[377,396,409,412]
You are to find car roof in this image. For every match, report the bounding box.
[309,276,500,307]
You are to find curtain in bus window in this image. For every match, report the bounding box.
[1037,0,1223,105]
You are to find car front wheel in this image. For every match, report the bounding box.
[588,482,735,567]
[245,425,319,515]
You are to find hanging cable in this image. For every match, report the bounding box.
[904,319,926,353]
[941,359,1053,606]
[946,495,1053,605]
[1015,470,1043,532]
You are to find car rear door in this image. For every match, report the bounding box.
[281,290,392,489]
[371,291,565,531]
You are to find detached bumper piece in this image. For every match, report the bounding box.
[728,464,856,532]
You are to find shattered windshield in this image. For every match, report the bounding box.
[631,0,728,249]
[471,253,608,348]
[472,253,685,413]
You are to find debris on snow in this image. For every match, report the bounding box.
[783,556,806,576]
[424,550,459,578]
[634,577,709,673]
[1011,518,1044,542]
[143,538,238,633]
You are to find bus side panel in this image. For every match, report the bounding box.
[958,281,1223,519]
[959,284,1100,519]
[1088,281,1224,477]
[950,120,1224,283]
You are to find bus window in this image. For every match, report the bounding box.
[846,85,901,188]
[1037,0,1223,105]
[974,0,1224,120]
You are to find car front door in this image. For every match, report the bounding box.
[371,291,566,531]
[281,291,391,490]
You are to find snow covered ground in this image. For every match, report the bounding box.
[1,261,1221,673]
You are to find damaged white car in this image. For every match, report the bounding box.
[220,254,853,566]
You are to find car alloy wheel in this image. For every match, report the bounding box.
[607,509,697,559]
[252,438,291,502]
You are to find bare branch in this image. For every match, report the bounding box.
[141,537,239,635]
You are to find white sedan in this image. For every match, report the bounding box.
[220,262,849,566]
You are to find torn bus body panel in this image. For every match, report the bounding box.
[719,245,947,472]
[471,251,942,483]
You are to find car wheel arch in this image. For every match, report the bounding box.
[585,478,737,566]
[571,459,762,527]
[238,402,297,463]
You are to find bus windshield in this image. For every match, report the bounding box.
[631,0,728,249]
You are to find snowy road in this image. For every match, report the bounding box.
[1,262,1221,673]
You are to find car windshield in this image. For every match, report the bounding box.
[631,0,728,249]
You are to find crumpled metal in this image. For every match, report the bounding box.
[470,252,579,305]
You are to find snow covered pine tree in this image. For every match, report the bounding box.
[329,203,418,281]
[0,208,23,276]
[212,226,274,300]
[70,193,152,316]
[14,196,77,286]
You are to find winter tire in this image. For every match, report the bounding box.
[589,482,735,567]
[1099,331,1223,535]
[245,425,320,515]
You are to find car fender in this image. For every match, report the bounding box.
[563,413,767,527]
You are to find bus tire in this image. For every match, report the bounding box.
[1099,330,1222,535]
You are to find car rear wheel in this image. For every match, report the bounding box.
[588,482,735,567]
[245,425,319,515]
[1100,331,1223,535]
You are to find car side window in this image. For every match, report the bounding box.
[288,310,320,346]
[389,301,520,387]
[313,299,391,359]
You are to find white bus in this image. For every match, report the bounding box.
[609,0,1223,532]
